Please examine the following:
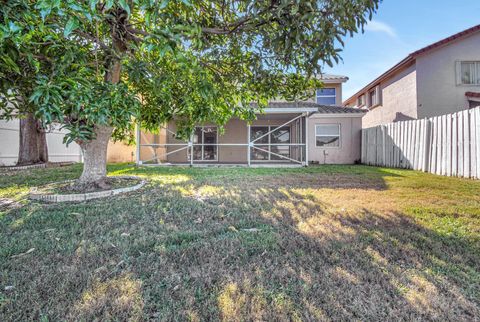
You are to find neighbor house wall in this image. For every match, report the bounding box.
[416,31,480,118]
[307,116,362,164]
[360,63,418,128]
[0,119,83,166]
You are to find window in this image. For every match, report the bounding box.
[357,94,366,107]
[315,124,340,148]
[316,88,336,105]
[368,85,381,107]
[189,126,218,161]
[458,61,480,85]
[250,126,291,160]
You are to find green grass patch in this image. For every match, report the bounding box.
[0,163,479,320]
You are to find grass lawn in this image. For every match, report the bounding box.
[1,164,479,321]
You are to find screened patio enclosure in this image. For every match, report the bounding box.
[136,107,317,166]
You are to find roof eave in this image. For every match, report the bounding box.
[343,56,414,105]
[344,24,480,105]
[321,78,349,84]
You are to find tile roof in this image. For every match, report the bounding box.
[318,74,349,82]
[254,101,366,114]
[410,24,480,57]
[315,104,366,114]
[465,91,480,98]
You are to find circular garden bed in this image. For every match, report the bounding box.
[29,176,146,203]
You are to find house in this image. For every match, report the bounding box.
[343,24,480,128]
[137,74,366,166]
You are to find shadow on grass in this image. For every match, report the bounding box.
[0,164,478,320]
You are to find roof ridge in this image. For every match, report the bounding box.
[344,24,480,105]
[410,24,480,57]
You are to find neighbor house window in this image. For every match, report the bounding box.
[316,88,336,105]
[189,126,218,161]
[368,85,381,107]
[357,94,366,107]
[457,61,480,85]
[315,124,340,148]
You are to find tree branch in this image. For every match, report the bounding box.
[75,30,111,52]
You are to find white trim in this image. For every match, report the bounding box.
[315,123,341,149]
[320,79,348,84]
[247,124,251,167]
[136,123,141,165]
[456,60,480,86]
[468,96,480,103]
[189,126,219,162]
[305,116,309,166]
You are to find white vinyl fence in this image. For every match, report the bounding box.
[0,119,82,166]
[361,106,480,179]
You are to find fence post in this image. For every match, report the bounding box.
[475,107,480,179]
[423,119,431,172]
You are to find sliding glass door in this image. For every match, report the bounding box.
[250,126,291,161]
[190,126,218,161]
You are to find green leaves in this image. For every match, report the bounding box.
[8,21,22,33]
[63,17,79,37]
[1,0,381,146]
[118,0,130,15]
[1,56,20,74]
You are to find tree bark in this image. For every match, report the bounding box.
[17,112,49,166]
[77,125,113,186]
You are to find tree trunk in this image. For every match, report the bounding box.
[77,125,113,187]
[17,112,49,166]
[76,13,125,187]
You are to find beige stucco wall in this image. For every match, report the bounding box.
[107,141,136,163]
[307,116,362,164]
[416,31,480,118]
[361,63,418,128]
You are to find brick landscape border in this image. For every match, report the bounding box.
[0,162,75,172]
[29,176,146,203]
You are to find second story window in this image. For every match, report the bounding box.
[458,61,480,85]
[368,85,381,107]
[357,94,366,107]
[316,88,336,105]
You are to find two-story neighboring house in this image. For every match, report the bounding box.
[343,24,480,128]
[137,74,366,166]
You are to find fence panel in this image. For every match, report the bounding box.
[361,106,480,179]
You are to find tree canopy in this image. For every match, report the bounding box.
[1,0,380,185]
[2,0,380,140]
